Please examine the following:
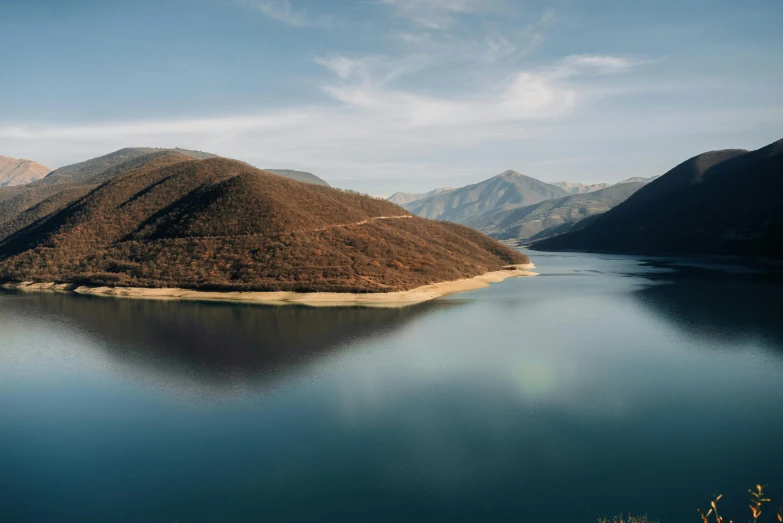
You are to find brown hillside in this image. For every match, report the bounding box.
[0,155,528,293]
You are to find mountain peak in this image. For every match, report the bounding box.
[0,155,52,187]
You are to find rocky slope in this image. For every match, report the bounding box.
[0,155,51,186]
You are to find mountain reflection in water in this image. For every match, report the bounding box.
[0,291,458,390]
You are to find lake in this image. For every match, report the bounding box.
[1,251,782,522]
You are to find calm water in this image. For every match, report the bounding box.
[1,252,782,522]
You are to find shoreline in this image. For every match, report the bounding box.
[0,264,538,308]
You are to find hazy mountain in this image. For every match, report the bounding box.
[0,155,51,186]
[532,139,783,258]
[388,187,455,205]
[0,153,527,292]
[263,169,329,186]
[551,182,612,194]
[552,176,657,195]
[38,147,215,186]
[469,182,646,242]
[400,170,569,223]
[617,176,659,185]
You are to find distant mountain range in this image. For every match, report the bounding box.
[391,170,657,241]
[400,170,569,223]
[388,187,454,205]
[468,182,646,242]
[0,149,526,292]
[532,139,783,258]
[263,169,330,187]
[0,155,51,186]
[551,181,612,194]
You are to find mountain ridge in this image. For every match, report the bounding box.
[532,139,783,258]
[399,170,569,223]
[469,182,646,242]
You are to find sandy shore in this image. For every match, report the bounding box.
[1,264,537,308]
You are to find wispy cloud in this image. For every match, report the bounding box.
[237,0,330,27]
[0,54,654,197]
[5,102,780,196]
[313,53,647,129]
[376,0,504,29]
[561,54,643,75]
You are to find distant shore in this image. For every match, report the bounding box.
[0,264,537,308]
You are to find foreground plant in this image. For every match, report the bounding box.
[597,515,658,523]
[697,485,777,523]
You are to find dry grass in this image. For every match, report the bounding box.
[598,485,783,523]
[598,515,659,523]
[697,484,780,523]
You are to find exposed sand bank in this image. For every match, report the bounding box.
[1,264,537,308]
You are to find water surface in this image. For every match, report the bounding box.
[1,252,782,522]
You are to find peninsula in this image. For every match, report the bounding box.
[0,151,534,305]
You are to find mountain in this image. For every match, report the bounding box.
[532,139,783,258]
[0,153,528,292]
[35,148,329,187]
[552,176,657,194]
[0,148,211,241]
[263,169,329,186]
[38,147,215,186]
[388,187,455,205]
[399,170,569,223]
[0,148,334,242]
[0,155,51,186]
[551,181,611,194]
[617,176,659,185]
[468,182,646,242]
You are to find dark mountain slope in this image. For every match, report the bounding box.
[0,149,210,235]
[402,170,568,223]
[0,185,97,242]
[0,155,528,292]
[469,182,645,241]
[532,140,783,258]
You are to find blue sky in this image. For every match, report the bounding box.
[1,0,781,195]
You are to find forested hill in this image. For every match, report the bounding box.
[0,153,528,292]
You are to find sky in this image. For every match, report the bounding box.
[1,0,782,195]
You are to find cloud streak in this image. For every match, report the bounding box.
[238,0,329,27]
[377,0,504,28]
[0,53,659,195]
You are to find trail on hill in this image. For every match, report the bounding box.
[308,214,413,233]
